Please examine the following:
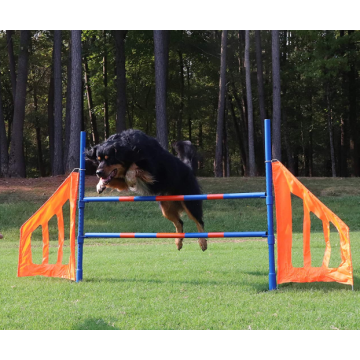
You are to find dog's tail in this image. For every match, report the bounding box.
[172,140,198,175]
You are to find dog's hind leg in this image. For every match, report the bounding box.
[182,201,206,251]
[159,201,184,250]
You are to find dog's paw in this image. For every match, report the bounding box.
[96,180,106,194]
[198,238,207,251]
[175,238,183,251]
[125,169,137,188]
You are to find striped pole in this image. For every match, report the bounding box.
[83,192,266,203]
[83,232,267,239]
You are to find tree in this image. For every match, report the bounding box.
[153,30,169,150]
[214,30,228,177]
[245,30,256,176]
[66,30,82,173]
[272,30,281,161]
[255,30,266,151]
[114,30,127,133]
[348,30,358,176]
[8,30,31,177]
[0,72,9,176]
[64,44,71,171]
[103,30,109,139]
[53,30,64,175]
[47,57,54,171]
[177,49,185,140]
[84,47,99,144]
[6,30,16,102]
[5,30,17,146]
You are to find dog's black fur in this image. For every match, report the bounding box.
[172,140,198,175]
[86,129,206,251]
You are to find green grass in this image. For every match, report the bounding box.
[1,177,360,329]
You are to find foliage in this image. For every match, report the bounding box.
[0,30,359,177]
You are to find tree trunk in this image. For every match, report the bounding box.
[8,30,31,178]
[186,61,192,142]
[223,104,230,177]
[229,95,247,174]
[6,30,17,102]
[0,74,9,176]
[339,30,348,177]
[64,44,71,171]
[48,64,54,173]
[229,72,248,170]
[245,30,256,176]
[326,87,336,177]
[114,30,127,133]
[340,116,347,176]
[348,30,358,176]
[103,30,109,139]
[66,30,82,172]
[214,30,228,177]
[271,30,282,161]
[177,49,185,140]
[33,87,45,177]
[237,31,248,138]
[53,30,64,175]
[84,54,99,144]
[154,30,170,150]
[283,111,295,174]
[35,127,45,177]
[255,30,266,152]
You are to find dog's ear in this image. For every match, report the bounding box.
[85,145,99,163]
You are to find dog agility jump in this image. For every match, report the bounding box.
[18,119,354,290]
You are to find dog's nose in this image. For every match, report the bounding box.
[96,169,105,178]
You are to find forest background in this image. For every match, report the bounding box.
[0,29,359,179]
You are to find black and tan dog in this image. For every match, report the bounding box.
[85,129,206,251]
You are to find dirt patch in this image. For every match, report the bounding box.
[0,175,99,201]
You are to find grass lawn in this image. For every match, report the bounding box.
[0,176,360,329]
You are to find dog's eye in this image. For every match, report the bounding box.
[97,156,101,161]
[105,156,109,160]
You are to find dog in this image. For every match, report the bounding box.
[85,129,206,251]
[172,140,198,175]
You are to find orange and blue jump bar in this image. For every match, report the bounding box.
[84,231,267,238]
[83,192,266,203]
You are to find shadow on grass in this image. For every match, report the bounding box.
[72,318,120,330]
[234,271,358,292]
[83,276,269,292]
[276,275,358,292]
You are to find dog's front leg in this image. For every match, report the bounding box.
[96,179,107,194]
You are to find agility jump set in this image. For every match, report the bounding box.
[18,119,354,290]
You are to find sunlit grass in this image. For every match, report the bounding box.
[0,177,360,329]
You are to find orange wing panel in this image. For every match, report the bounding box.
[272,161,353,286]
[18,172,79,281]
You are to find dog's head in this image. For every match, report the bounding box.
[172,140,198,174]
[85,140,134,187]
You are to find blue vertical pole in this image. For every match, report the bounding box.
[76,131,86,282]
[264,119,277,290]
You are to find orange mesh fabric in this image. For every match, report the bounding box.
[18,172,79,280]
[272,161,353,286]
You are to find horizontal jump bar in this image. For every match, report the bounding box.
[84,231,268,238]
[83,192,266,203]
